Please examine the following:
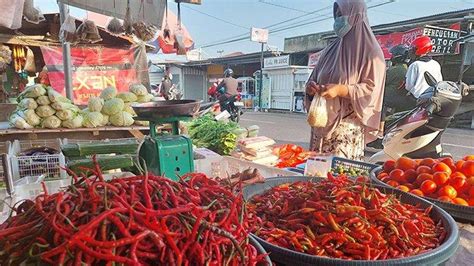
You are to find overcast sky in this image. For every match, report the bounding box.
[38,0,473,59]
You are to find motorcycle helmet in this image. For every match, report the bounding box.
[389,44,409,64]
[411,36,433,56]
[224,68,234,78]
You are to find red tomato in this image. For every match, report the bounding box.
[395,157,417,171]
[433,172,449,186]
[403,183,415,190]
[468,186,474,198]
[438,185,458,199]
[440,157,456,171]
[404,169,418,183]
[452,198,469,206]
[467,176,474,186]
[437,196,453,203]
[410,189,424,197]
[387,180,400,187]
[468,198,474,207]
[432,162,452,176]
[416,165,432,175]
[420,158,437,168]
[420,180,437,195]
[380,176,392,183]
[415,173,434,187]
[389,169,405,183]
[397,185,410,192]
[377,172,389,180]
[455,160,465,172]
[462,160,474,177]
[383,160,396,173]
[450,173,467,191]
[463,155,474,161]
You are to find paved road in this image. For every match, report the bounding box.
[239,111,474,160]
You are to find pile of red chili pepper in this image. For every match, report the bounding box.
[247,174,446,260]
[0,163,266,265]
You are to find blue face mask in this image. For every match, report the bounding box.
[333,16,351,38]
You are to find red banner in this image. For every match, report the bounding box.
[41,46,138,105]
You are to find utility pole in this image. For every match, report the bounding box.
[58,1,74,101]
[250,27,268,111]
[259,43,264,110]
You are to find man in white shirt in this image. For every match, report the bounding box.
[405,36,443,98]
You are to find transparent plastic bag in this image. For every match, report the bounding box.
[23,0,45,24]
[307,94,328,128]
[24,47,36,73]
[59,14,76,43]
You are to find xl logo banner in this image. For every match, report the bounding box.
[41,46,139,105]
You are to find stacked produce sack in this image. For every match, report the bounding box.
[9,84,82,129]
[83,84,153,128]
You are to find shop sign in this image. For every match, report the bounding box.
[308,51,322,67]
[423,25,461,54]
[264,55,290,68]
[250,27,269,43]
[41,46,139,105]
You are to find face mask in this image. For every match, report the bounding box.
[333,16,351,38]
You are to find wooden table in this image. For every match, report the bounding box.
[0,122,151,142]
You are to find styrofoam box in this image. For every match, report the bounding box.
[196,156,300,179]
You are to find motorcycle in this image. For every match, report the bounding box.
[369,72,469,164]
[207,83,243,122]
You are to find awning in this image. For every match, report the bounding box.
[58,0,166,28]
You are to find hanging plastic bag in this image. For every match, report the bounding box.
[0,0,25,29]
[307,94,328,128]
[106,0,124,36]
[24,47,36,73]
[132,1,158,42]
[23,0,45,24]
[76,19,102,44]
[123,1,133,35]
[59,14,77,43]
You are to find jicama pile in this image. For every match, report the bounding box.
[0,161,266,265]
[247,174,446,260]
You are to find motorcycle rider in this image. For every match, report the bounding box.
[159,67,173,100]
[383,44,417,115]
[405,36,443,99]
[217,68,239,104]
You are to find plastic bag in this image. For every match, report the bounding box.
[59,14,77,43]
[76,19,102,44]
[307,94,328,128]
[0,0,25,29]
[23,0,45,24]
[106,17,124,36]
[24,47,36,73]
[123,2,133,34]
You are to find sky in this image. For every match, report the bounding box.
[38,0,473,60]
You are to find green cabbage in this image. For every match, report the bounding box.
[57,109,77,121]
[18,98,38,109]
[100,86,117,100]
[35,105,56,118]
[88,97,104,112]
[123,103,137,116]
[136,94,153,103]
[9,114,33,129]
[47,87,70,103]
[62,114,84,129]
[36,95,51,106]
[110,111,134,127]
[20,109,41,127]
[42,115,62,129]
[129,83,148,96]
[51,102,78,111]
[18,84,46,99]
[116,92,138,103]
[101,114,109,126]
[82,111,104,128]
[102,98,124,116]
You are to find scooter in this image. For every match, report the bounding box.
[207,83,243,122]
[369,72,469,164]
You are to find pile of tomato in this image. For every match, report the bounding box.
[377,155,474,206]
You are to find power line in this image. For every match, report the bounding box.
[182,5,249,30]
[258,0,312,14]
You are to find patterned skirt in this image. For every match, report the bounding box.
[309,113,365,161]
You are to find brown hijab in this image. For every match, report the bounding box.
[307,0,386,143]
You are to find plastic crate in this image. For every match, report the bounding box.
[331,156,378,176]
[197,156,300,179]
[9,139,67,181]
[0,142,11,188]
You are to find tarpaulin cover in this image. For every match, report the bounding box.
[41,46,139,105]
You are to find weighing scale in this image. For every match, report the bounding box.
[132,100,201,180]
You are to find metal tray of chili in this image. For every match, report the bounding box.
[244,175,459,266]
[371,167,474,223]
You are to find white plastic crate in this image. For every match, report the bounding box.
[9,139,67,181]
[197,156,300,179]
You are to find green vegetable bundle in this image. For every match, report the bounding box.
[188,115,238,155]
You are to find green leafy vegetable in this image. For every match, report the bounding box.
[187,115,238,155]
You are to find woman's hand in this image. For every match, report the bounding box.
[321,84,349,99]
[306,81,323,96]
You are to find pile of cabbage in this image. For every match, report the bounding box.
[9,84,82,129]
[84,84,153,128]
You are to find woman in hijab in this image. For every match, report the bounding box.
[305,0,386,160]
